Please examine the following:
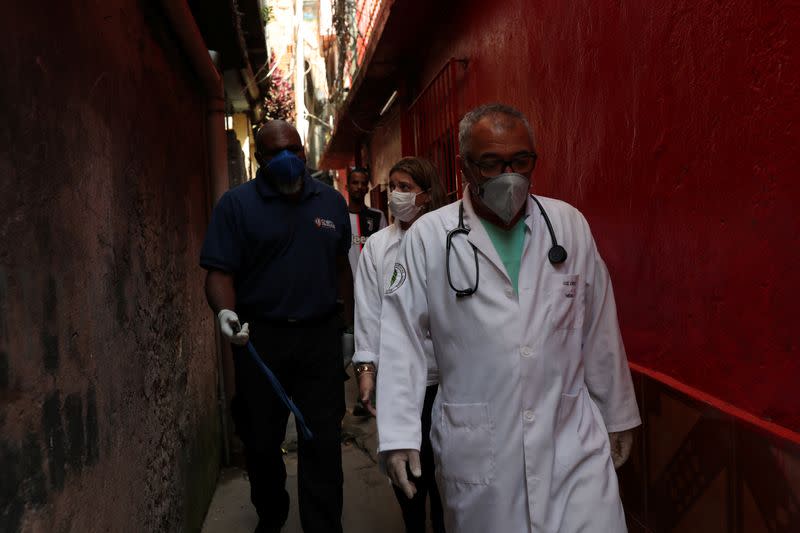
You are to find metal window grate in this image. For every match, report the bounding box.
[405,59,467,201]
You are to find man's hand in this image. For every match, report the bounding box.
[218,309,250,346]
[385,449,421,499]
[356,371,377,416]
[609,429,634,469]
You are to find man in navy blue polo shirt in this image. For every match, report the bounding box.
[200,120,352,533]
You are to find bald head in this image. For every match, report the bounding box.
[255,120,305,167]
[458,103,535,159]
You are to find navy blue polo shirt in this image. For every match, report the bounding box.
[200,172,351,321]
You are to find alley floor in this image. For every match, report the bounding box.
[201,373,416,533]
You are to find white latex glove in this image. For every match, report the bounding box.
[609,429,634,469]
[217,309,250,346]
[385,449,421,499]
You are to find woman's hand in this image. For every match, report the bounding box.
[356,366,378,416]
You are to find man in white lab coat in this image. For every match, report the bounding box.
[376,103,641,533]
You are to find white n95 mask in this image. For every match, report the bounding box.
[478,172,530,223]
[388,190,422,222]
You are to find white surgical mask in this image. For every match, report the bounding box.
[388,190,422,222]
[477,172,530,223]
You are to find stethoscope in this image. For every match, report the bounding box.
[445,195,568,297]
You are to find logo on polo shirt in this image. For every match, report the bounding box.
[314,217,337,230]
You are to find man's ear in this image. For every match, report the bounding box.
[456,154,473,181]
[456,154,466,174]
[457,154,476,189]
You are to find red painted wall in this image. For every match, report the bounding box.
[403,0,800,431]
[368,106,403,187]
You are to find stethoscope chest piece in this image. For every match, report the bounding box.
[548,244,568,264]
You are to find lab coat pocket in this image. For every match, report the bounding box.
[554,388,606,472]
[439,402,495,484]
[549,273,583,330]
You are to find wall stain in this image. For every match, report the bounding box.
[64,393,85,470]
[21,432,46,505]
[0,432,46,533]
[42,392,66,490]
[42,334,59,373]
[86,384,99,465]
[2,387,100,530]
[0,351,8,390]
[0,267,8,344]
[0,439,24,532]
[0,269,8,392]
[68,329,80,361]
[43,276,59,372]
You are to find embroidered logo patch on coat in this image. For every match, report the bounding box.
[386,263,407,294]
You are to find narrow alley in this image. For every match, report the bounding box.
[2,1,800,533]
[201,377,407,533]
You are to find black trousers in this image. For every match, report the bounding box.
[392,384,446,533]
[231,315,345,533]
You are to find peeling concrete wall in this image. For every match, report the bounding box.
[1,2,220,532]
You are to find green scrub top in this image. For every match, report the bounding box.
[479,216,527,294]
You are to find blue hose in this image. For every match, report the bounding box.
[244,341,314,440]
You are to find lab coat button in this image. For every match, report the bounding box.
[505,288,514,298]
[524,410,535,422]
[520,346,533,357]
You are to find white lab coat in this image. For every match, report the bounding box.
[353,223,438,385]
[376,192,641,533]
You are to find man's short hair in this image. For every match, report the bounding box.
[347,166,370,183]
[458,103,535,158]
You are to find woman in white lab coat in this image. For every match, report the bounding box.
[352,157,448,533]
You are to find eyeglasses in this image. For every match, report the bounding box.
[468,152,538,178]
[260,145,304,158]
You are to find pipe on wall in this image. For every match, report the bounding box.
[158,0,232,464]
[159,0,229,205]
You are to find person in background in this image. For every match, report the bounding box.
[200,120,353,533]
[346,166,387,416]
[377,104,640,533]
[347,166,388,278]
[353,157,448,533]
